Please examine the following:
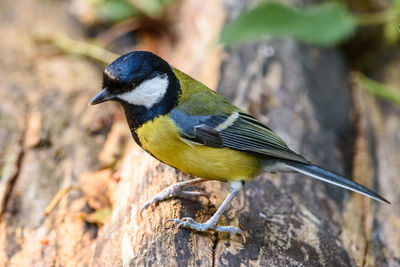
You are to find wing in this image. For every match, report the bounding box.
[170,109,308,164]
[171,70,307,163]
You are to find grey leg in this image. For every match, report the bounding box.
[168,181,245,241]
[140,178,207,216]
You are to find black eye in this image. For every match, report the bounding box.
[123,83,136,91]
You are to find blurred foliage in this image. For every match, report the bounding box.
[220,1,400,46]
[220,2,357,46]
[384,0,400,44]
[67,0,400,106]
[34,33,118,64]
[96,0,140,23]
[128,0,179,18]
[353,0,400,44]
[355,72,400,106]
[219,1,400,106]
[76,0,180,24]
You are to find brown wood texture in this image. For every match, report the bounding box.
[0,0,399,266]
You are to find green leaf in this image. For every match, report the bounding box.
[356,72,400,106]
[384,19,400,44]
[220,2,357,46]
[97,0,140,23]
[129,0,180,18]
[394,0,400,13]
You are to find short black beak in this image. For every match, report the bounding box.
[90,88,113,105]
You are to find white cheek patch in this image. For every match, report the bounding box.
[117,75,169,109]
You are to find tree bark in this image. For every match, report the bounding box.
[0,0,399,266]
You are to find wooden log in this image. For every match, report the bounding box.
[0,0,399,266]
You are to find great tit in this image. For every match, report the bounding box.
[90,51,389,239]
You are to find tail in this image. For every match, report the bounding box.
[285,162,390,204]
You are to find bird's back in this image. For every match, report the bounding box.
[172,68,241,116]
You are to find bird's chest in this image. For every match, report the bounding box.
[136,115,184,158]
[135,115,210,176]
[135,115,261,180]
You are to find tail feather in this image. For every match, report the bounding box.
[285,162,390,204]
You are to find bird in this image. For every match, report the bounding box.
[90,51,389,239]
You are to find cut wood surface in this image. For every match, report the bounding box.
[0,0,399,266]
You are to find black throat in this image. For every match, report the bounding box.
[120,71,181,145]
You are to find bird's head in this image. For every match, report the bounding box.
[90,51,179,111]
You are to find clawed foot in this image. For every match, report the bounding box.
[141,181,246,242]
[167,217,246,242]
[140,178,207,217]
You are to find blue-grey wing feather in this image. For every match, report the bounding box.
[170,110,308,163]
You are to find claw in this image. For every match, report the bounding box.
[141,180,246,241]
[139,178,207,220]
[167,218,186,229]
[163,219,177,230]
[167,216,246,241]
[140,199,157,219]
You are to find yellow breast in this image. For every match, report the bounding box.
[136,115,261,181]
